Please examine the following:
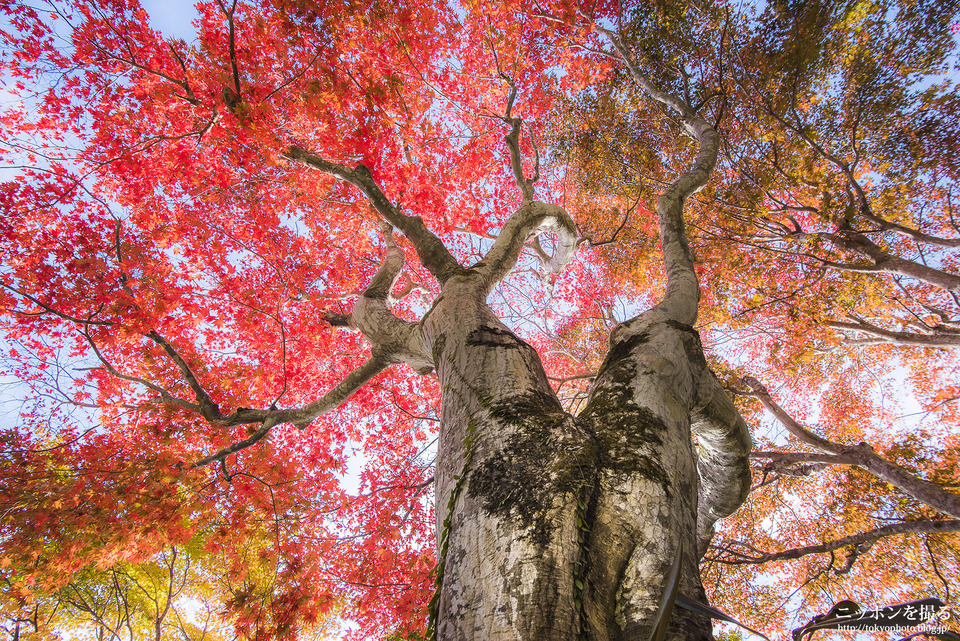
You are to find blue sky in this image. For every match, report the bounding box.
[141,0,199,41]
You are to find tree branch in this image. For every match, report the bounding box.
[751,450,858,477]
[691,378,753,556]
[504,115,536,203]
[742,377,960,518]
[343,225,434,373]
[596,26,720,325]
[81,328,199,412]
[494,70,538,204]
[710,519,960,565]
[1,283,112,326]
[215,0,242,98]
[580,196,641,248]
[825,318,960,348]
[194,355,391,469]
[771,107,960,249]
[812,230,960,292]
[146,331,223,421]
[284,146,464,285]
[472,201,578,294]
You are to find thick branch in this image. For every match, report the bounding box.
[285,146,464,284]
[742,377,960,519]
[201,354,390,459]
[752,450,858,477]
[711,519,960,565]
[860,209,960,249]
[197,227,432,465]
[344,227,434,373]
[826,318,960,348]
[493,62,537,203]
[473,201,578,294]
[808,230,960,293]
[599,28,719,325]
[363,224,405,301]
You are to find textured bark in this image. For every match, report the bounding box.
[802,229,960,292]
[578,310,719,641]
[414,57,752,634]
[418,278,751,639]
[420,280,748,640]
[423,274,585,640]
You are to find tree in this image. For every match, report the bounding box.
[0,0,956,640]
[560,0,960,632]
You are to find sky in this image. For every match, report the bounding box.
[141,0,200,41]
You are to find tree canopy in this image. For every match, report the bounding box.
[0,0,958,639]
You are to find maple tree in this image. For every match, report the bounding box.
[0,0,957,640]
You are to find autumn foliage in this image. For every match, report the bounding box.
[0,0,958,638]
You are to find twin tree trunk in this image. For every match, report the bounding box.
[416,63,752,640]
[425,280,747,641]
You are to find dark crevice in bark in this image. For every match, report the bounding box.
[664,320,710,369]
[596,330,651,378]
[573,445,603,641]
[466,325,533,350]
[582,353,670,482]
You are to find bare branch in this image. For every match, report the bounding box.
[710,519,960,565]
[580,196,642,248]
[284,146,465,284]
[1,283,112,326]
[742,377,960,518]
[81,328,199,412]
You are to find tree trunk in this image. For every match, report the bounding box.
[421,273,746,640]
